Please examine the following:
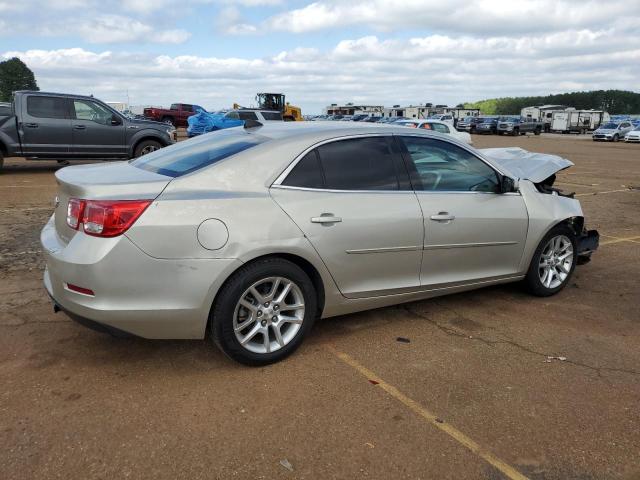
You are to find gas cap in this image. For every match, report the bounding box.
[197,218,229,250]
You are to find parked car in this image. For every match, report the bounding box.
[0,102,11,118]
[396,119,472,145]
[143,103,205,127]
[42,122,598,365]
[429,114,454,124]
[0,91,176,172]
[456,116,483,133]
[475,117,499,134]
[592,121,634,142]
[497,116,542,136]
[624,126,640,143]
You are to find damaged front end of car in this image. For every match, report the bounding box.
[480,147,600,265]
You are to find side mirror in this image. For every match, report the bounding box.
[111,115,122,126]
[500,175,516,193]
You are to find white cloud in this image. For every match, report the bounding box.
[3,28,638,113]
[228,0,639,36]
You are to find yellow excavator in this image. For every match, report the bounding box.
[233,93,303,121]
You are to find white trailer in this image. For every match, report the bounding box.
[521,105,567,132]
[551,110,610,133]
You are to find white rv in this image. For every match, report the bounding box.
[551,110,610,134]
[521,105,567,132]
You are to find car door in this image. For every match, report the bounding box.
[20,95,71,156]
[270,135,424,298]
[397,135,528,287]
[71,99,126,157]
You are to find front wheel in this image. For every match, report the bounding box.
[612,134,619,142]
[524,225,577,297]
[210,258,317,365]
[134,139,162,157]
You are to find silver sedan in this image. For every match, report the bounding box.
[42,123,599,365]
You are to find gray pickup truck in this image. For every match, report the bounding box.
[496,116,542,136]
[0,91,177,172]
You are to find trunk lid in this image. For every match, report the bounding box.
[479,147,573,183]
[54,161,172,244]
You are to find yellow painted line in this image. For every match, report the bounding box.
[575,189,634,197]
[599,235,640,246]
[327,345,529,480]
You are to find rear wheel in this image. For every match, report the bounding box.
[210,258,317,365]
[134,139,162,158]
[524,225,577,297]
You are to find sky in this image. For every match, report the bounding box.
[1,0,639,113]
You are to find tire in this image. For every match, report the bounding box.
[210,258,318,366]
[0,151,4,174]
[134,139,162,158]
[612,134,619,142]
[524,224,577,297]
[161,116,174,127]
[512,128,519,136]
[534,128,541,135]
[497,131,503,135]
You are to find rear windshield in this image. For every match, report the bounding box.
[261,111,283,121]
[131,129,266,177]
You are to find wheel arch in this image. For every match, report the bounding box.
[205,252,326,337]
[130,134,167,158]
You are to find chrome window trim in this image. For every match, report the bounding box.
[271,131,516,195]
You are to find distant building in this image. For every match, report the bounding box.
[324,103,384,116]
[106,101,127,112]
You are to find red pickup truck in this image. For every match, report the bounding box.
[143,103,205,127]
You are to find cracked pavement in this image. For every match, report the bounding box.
[1,134,639,480]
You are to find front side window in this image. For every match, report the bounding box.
[400,136,498,193]
[261,111,283,121]
[27,96,68,119]
[73,100,113,125]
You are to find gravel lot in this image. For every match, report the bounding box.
[1,133,639,480]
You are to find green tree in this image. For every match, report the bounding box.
[0,57,39,102]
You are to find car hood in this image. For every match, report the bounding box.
[479,147,573,183]
[595,129,616,134]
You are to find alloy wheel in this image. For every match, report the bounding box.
[538,235,574,289]
[140,145,159,155]
[233,276,305,354]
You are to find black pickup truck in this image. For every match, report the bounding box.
[0,91,177,172]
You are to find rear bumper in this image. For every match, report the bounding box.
[41,215,242,339]
[576,229,599,264]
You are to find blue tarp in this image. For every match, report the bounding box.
[187,109,244,137]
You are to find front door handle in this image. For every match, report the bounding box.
[24,123,38,128]
[430,212,455,222]
[311,213,342,224]
[74,125,87,130]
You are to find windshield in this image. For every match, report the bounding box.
[499,116,519,122]
[131,128,267,177]
[479,118,495,123]
[634,126,640,131]
[600,123,619,129]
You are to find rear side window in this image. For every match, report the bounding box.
[131,129,266,177]
[27,96,68,119]
[317,137,399,190]
[238,111,258,121]
[281,151,324,188]
[261,111,283,121]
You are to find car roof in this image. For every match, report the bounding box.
[14,90,99,101]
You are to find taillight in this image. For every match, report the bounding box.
[66,198,151,237]
[66,198,84,230]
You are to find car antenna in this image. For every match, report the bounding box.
[244,119,263,129]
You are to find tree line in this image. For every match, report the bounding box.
[464,90,640,115]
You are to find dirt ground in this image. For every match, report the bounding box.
[1,133,639,480]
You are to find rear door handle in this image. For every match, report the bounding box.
[24,123,38,128]
[74,125,87,130]
[430,212,455,222]
[311,213,342,224]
